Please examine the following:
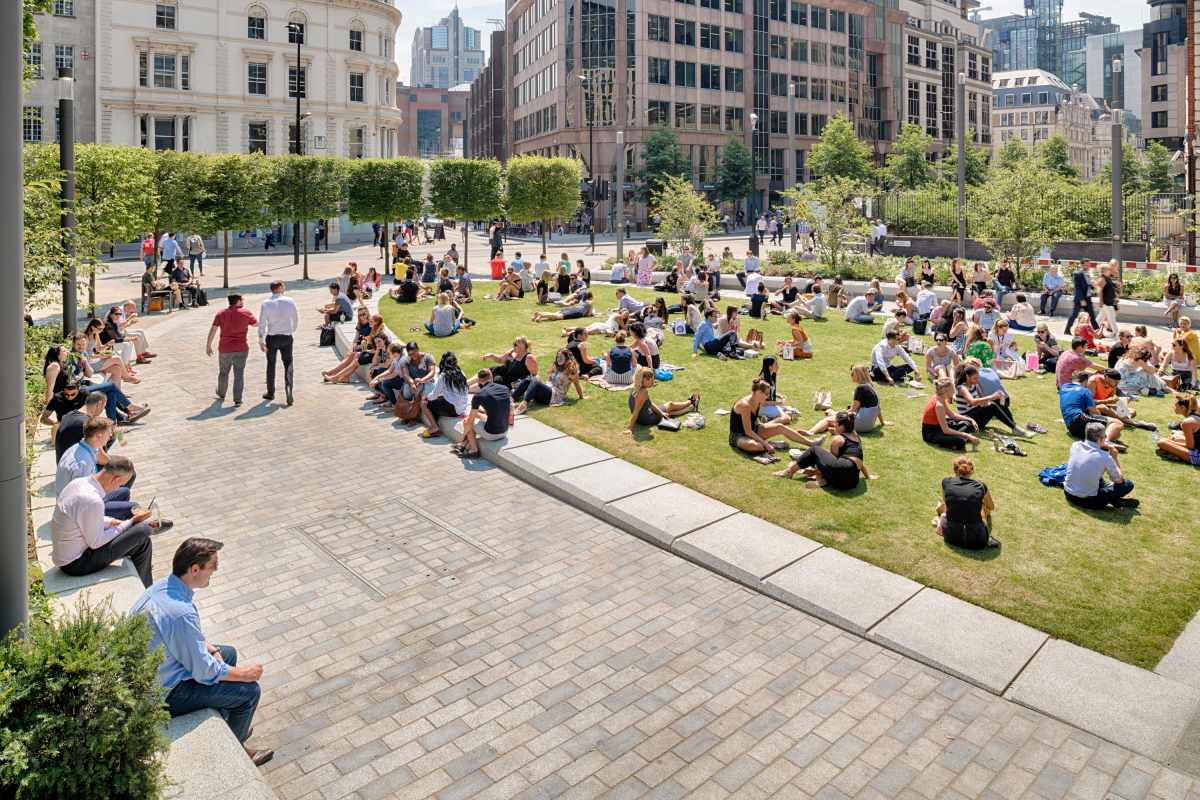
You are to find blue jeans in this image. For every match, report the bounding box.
[848,314,875,324]
[379,376,407,404]
[424,322,459,337]
[189,253,204,274]
[87,382,130,421]
[166,645,260,743]
[104,486,134,520]
[992,279,1013,307]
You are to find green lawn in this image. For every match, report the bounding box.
[380,286,1200,669]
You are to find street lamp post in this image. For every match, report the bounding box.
[579,75,596,253]
[749,112,759,256]
[615,129,625,260]
[788,82,797,252]
[955,70,966,263]
[1111,58,1123,275]
[287,22,303,269]
[59,68,77,338]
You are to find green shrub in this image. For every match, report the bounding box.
[0,602,170,799]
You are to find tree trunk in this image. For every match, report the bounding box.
[87,262,96,317]
[222,230,230,289]
[462,226,469,273]
[302,222,309,280]
[541,221,547,258]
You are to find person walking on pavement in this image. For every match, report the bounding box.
[258,281,299,406]
[161,232,184,273]
[207,293,258,406]
[187,233,206,276]
[1063,263,1098,335]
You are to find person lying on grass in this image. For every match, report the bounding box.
[531,297,594,323]
[803,364,891,436]
[624,366,698,434]
[729,379,818,454]
[775,410,876,489]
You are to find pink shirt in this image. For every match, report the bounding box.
[1055,350,1092,387]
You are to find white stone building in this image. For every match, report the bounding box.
[96,0,404,157]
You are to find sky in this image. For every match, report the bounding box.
[396,0,1148,85]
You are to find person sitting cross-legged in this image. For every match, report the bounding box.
[1063,421,1138,510]
[130,537,274,766]
[870,331,920,386]
[1060,369,1126,451]
[729,379,819,454]
[51,455,155,587]
[1158,393,1200,465]
[453,368,514,458]
[844,290,876,324]
[774,410,877,489]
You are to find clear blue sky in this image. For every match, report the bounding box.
[397,0,1149,85]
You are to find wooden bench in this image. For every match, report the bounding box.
[141,281,176,314]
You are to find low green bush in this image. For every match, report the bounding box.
[0,602,170,799]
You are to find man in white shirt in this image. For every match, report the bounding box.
[1063,422,1137,509]
[615,288,645,315]
[736,250,761,289]
[744,271,763,298]
[844,291,876,324]
[52,456,155,587]
[258,280,300,406]
[870,331,919,385]
[915,282,938,319]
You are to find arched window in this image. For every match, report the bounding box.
[287,11,306,44]
[348,20,365,52]
[246,4,266,40]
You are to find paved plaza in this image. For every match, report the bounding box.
[108,281,1200,800]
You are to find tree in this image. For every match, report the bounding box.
[1100,142,1147,195]
[22,144,65,311]
[346,157,425,260]
[633,128,689,202]
[267,155,346,280]
[201,153,273,289]
[1038,134,1079,179]
[996,137,1028,170]
[787,177,872,270]
[884,123,933,190]
[504,155,582,255]
[808,115,874,183]
[970,158,1085,275]
[23,0,51,82]
[715,137,755,214]
[940,132,990,186]
[152,151,212,252]
[651,175,718,254]
[75,145,158,311]
[428,158,503,271]
[1143,141,1176,194]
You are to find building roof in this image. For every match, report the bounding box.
[992,68,1071,91]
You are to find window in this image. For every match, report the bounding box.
[648,15,669,42]
[980,57,990,82]
[181,55,190,91]
[247,13,265,40]
[792,40,807,62]
[1020,92,1031,105]
[831,45,846,67]
[1005,94,1014,107]
[26,43,42,79]
[907,81,920,125]
[724,0,743,11]
[810,42,826,65]
[700,63,721,90]
[350,28,363,52]
[700,105,721,130]
[247,63,267,95]
[700,0,720,8]
[769,0,787,21]
[770,72,788,97]
[22,107,42,142]
[967,52,978,80]
[648,100,670,126]
[830,79,846,103]
[350,72,364,102]
[907,35,920,66]
[153,53,176,88]
[648,57,670,85]
[673,102,695,128]
[925,41,937,70]
[1013,77,1024,86]
[724,106,744,132]
[674,19,695,46]
[156,3,176,30]
[724,67,744,93]
[1151,84,1168,102]
[811,114,827,135]
[700,23,720,49]
[676,0,695,5]
[794,113,808,135]
[289,65,306,98]
[349,127,365,158]
[925,83,938,137]
[55,45,73,74]
[1151,110,1169,128]
[248,122,267,153]
[791,2,807,25]
[674,60,696,88]
[795,149,805,182]
[724,29,743,53]
[288,23,305,45]
[793,76,807,98]
[138,50,148,87]
[181,116,190,152]
[810,78,826,101]
[53,0,73,16]
[769,35,787,60]
[830,10,845,32]
[810,6,826,29]
[1151,31,1167,77]
[288,123,303,154]
[155,117,175,150]
[1037,91,1047,105]
[769,149,784,181]
[770,110,787,134]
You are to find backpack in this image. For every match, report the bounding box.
[1038,464,1068,487]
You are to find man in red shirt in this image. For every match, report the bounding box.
[206,294,258,406]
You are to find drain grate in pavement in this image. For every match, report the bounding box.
[293,498,496,601]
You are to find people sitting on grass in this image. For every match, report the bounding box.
[777,311,812,359]
[770,277,799,315]
[827,277,847,309]
[628,323,661,369]
[1086,369,1156,431]
[934,456,999,550]
[964,324,994,368]
[654,264,681,294]
[1059,369,1126,451]
[987,318,1020,363]
[474,336,539,395]
[954,364,1028,437]
[1158,394,1200,465]
[419,352,470,438]
[795,283,828,321]
[390,268,421,303]
[1160,338,1196,391]
[775,410,876,489]
[925,333,961,383]
[454,264,473,303]
[693,307,744,359]
[420,253,439,287]
[1007,294,1037,332]
[867,280,885,312]
[496,266,525,301]
[514,348,587,412]
[1071,318,1100,353]
[615,287,645,317]
[881,309,910,344]
[1054,336,1095,388]
[1063,421,1138,510]
[425,292,463,337]
[729,379,818,454]
[893,291,916,322]
[1116,346,1176,396]
[609,252,631,284]
[565,328,603,377]
[645,298,670,330]
[921,378,981,450]
[624,366,699,433]
[1034,323,1060,372]
[602,332,636,386]
[51,455,155,588]
[530,294,593,323]
[869,331,919,386]
[454,368,514,457]
[844,290,876,324]
[803,364,891,437]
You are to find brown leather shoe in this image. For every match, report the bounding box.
[245,746,274,767]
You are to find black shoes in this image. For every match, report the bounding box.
[262,393,274,401]
[286,392,294,406]
[986,536,1002,549]
[1115,498,1140,509]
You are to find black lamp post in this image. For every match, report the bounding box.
[749,112,759,256]
[59,66,76,337]
[286,22,303,267]
[579,74,595,253]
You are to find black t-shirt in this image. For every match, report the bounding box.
[55,409,89,463]
[1107,343,1128,369]
[853,383,879,409]
[750,293,769,318]
[472,381,511,435]
[942,477,987,527]
[1100,276,1117,306]
[995,267,1015,287]
[781,286,799,303]
[45,390,88,422]
[397,280,418,303]
[101,319,123,344]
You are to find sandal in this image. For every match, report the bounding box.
[690,392,701,412]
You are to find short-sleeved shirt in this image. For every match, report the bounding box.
[397,281,418,302]
[853,383,879,409]
[942,477,986,528]
[211,306,257,354]
[55,409,89,463]
[402,353,434,382]
[45,390,88,422]
[334,295,354,319]
[1059,382,1094,425]
[608,346,633,374]
[472,381,511,435]
[1055,350,1092,387]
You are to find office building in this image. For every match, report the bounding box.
[981,3,1116,89]
[1085,30,1142,125]
[409,8,485,89]
[467,29,508,161]
[1140,0,1187,153]
[93,0,403,157]
[22,0,98,144]
[397,84,470,158]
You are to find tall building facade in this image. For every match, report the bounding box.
[397,84,469,158]
[92,0,403,157]
[1084,30,1142,123]
[1140,0,1187,153]
[467,29,508,161]
[409,8,485,89]
[500,0,905,228]
[981,3,1116,89]
[22,0,99,144]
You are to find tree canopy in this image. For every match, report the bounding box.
[345,157,425,225]
[429,158,504,268]
[651,175,718,253]
[715,138,755,204]
[884,124,933,190]
[634,128,689,202]
[808,115,875,183]
[504,155,582,253]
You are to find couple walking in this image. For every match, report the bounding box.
[205,281,299,406]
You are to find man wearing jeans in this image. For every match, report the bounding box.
[259,281,299,406]
[130,538,273,766]
[207,293,258,406]
[1063,422,1138,510]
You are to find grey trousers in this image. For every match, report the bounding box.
[217,351,248,403]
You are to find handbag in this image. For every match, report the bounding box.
[393,396,421,422]
[319,326,335,347]
[195,288,208,306]
[657,417,682,432]
[779,342,795,361]
[812,390,832,411]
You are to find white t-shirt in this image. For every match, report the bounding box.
[1009,303,1037,329]
[744,272,763,297]
[432,373,469,415]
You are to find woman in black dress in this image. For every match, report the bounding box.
[936,455,999,549]
[775,411,876,489]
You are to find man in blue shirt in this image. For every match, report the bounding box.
[1063,422,1137,509]
[130,538,273,765]
[1039,264,1065,315]
[56,417,135,519]
[1059,369,1126,446]
[693,307,740,357]
[1063,263,1097,335]
[160,232,183,272]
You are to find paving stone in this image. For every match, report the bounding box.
[498,437,613,486]
[869,588,1048,693]
[164,709,275,799]
[1006,639,1200,762]
[552,459,672,513]
[605,482,738,547]
[1155,612,1200,691]
[762,548,922,635]
[498,417,568,450]
[672,513,822,588]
